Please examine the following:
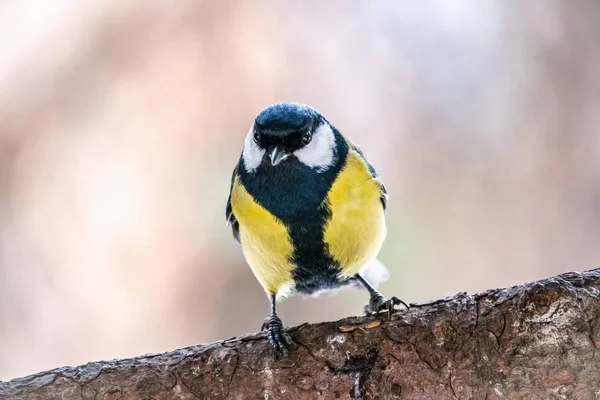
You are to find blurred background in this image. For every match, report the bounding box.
[1,0,600,381]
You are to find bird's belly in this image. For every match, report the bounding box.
[230,178,295,295]
[324,153,387,278]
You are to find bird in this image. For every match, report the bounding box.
[226,102,407,354]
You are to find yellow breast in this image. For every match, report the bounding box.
[230,177,295,295]
[324,150,386,278]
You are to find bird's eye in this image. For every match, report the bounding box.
[253,131,260,144]
[302,131,312,145]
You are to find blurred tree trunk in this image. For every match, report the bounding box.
[1,269,599,400]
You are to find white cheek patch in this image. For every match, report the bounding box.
[294,123,336,172]
[242,125,265,173]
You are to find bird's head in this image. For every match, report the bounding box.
[242,102,339,173]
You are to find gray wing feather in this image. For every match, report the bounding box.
[226,165,241,243]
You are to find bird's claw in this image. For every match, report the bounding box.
[364,294,409,318]
[263,315,295,356]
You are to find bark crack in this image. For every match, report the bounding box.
[448,373,459,400]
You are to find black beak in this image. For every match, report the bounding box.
[269,146,290,166]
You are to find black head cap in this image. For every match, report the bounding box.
[254,102,321,136]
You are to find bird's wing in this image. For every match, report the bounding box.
[226,165,241,243]
[349,143,388,211]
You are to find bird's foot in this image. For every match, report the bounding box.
[364,294,409,318]
[262,314,295,356]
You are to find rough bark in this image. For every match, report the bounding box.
[1,269,599,400]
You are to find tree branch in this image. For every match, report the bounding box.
[2,269,599,399]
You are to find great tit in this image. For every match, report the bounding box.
[226,102,406,354]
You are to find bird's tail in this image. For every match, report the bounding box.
[358,258,390,288]
[310,259,391,298]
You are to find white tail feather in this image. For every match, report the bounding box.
[359,259,390,288]
[307,259,390,298]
